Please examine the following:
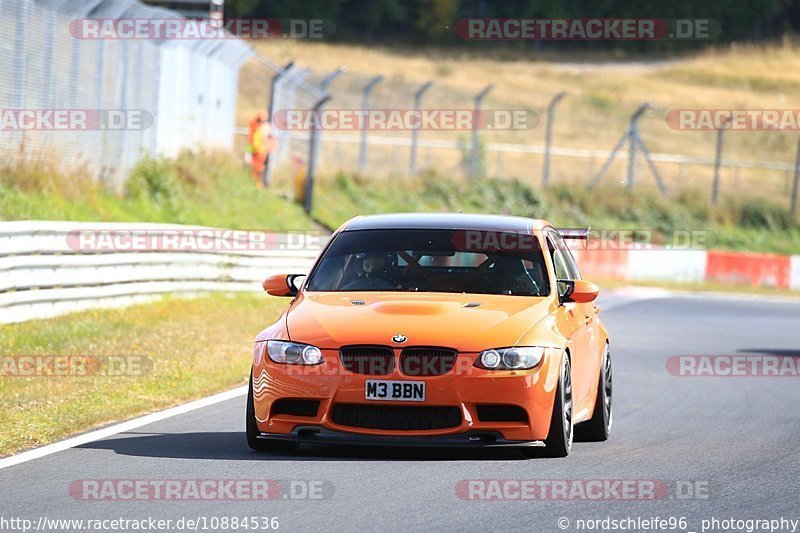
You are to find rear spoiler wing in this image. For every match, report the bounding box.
[557,227,591,240]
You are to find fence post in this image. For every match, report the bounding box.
[320,66,346,91]
[589,103,665,193]
[471,84,494,180]
[543,91,566,187]
[792,139,800,219]
[358,75,383,174]
[626,130,637,188]
[262,60,295,188]
[305,95,332,215]
[313,67,346,174]
[626,104,649,188]
[410,80,434,176]
[711,117,730,206]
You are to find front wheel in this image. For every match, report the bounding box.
[246,370,299,453]
[538,354,573,458]
[576,344,612,442]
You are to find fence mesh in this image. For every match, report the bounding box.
[248,55,799,214]
[3,1,799,211]
[1,0,251,189]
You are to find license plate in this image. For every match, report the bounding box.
[365,380,425,401]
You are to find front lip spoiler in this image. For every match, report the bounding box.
[257,426,545,448]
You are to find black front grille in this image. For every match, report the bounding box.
[476,404,528,423]
[271,399,320,417]
[400,347,457,376]
[331,403,462,430]
[340,346,395,375]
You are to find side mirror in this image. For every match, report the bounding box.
[557,279,599,304]
[262,274,305,297]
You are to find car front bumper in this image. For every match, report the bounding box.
[252,348,563,443]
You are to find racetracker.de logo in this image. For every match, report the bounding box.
[69,479,334,501]
[0,355,151,377]
[69,18,331,40]
[69,18,334,41]
[450,229,712,252]
[0,109,153,131]
[456,479,710,500]
[666,109,800,130]
[66,229,325,252]
[454,18,719,40]
[452,230,543,252]
[666,355,800,377]
[271,109,536,131]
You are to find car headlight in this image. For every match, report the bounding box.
[267,340,324,365]
[476,347,546,370]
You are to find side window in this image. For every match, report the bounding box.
[548,237,572,280]
[547,232,581,280]
[553,232,582,280]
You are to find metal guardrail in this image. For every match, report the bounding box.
[0,221,323,324]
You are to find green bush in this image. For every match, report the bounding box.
[125,156,185,216]
[1,151,316,231]
[314,171,800,254]
[738,198,795,231]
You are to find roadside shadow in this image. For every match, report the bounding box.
[78,431,535,461]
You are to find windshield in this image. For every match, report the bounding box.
[306,229,549,296]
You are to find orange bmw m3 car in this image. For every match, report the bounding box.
[247,213,611,457]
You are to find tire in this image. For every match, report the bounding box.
[576,344,612,442]
[246,370,299,453]
[540,354,573,458]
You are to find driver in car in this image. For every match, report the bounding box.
[342,252,398,290]
[362,253,389,277]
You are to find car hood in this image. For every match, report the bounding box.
[286,291,554,352]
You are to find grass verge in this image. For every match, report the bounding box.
[312,172,800,254]
[0,292,284,457]
[0,151,316,231]
[4,148,798,254]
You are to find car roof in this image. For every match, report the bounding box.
[340,213,551,233]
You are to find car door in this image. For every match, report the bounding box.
[557,233,601,356]
[547,231,595,410]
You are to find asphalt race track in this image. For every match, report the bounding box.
[1,291,799,532]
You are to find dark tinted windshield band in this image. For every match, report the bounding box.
[306,229,550,296]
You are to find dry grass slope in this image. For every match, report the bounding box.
[0,293,285,456]
[240,41,800,203]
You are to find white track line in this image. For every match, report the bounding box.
[0,386,247,471]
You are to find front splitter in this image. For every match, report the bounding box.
[257,425,545,448]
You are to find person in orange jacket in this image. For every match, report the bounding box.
[247,111,277,188]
